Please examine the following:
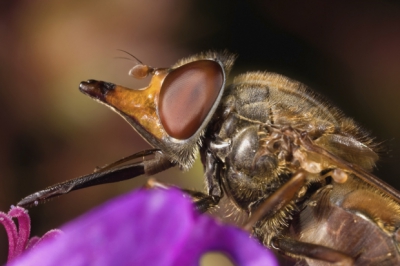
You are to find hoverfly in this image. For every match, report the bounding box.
[18,51,400,265]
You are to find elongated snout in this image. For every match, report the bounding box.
[79,80,116,101]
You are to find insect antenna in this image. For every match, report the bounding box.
[114,56,135,61]
[116,49,144,64]
[116,49,154,79]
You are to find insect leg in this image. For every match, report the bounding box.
[144,179,220,213]
[94,149,160,173]
[182,189,220,213]
[271,237,354,265]
[190,149,223,212]
[17,151,174,208]
[243,170,307,231]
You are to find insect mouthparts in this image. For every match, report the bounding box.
[79,80,116,100]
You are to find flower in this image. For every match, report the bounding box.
[6,188,277,266]
[0,206,62,262]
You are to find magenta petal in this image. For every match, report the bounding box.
[8,207,31,257]
[8,188,277,266]
[25,237,40,250]
[0,212,18,261]
[28,229,63,250]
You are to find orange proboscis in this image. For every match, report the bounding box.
[105,71,168,140]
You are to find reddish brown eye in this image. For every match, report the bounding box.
[159,60,224,139]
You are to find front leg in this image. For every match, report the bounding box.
[18,150,174,207]
[145,149,223,213]
[145,179,221,213]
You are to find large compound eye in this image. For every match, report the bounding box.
[159,60,224,140]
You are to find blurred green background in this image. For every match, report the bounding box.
[1,0,400,264]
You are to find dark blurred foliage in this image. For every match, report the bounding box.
[1,0,400,264]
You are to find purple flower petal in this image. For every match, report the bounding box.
[28,229,63,251]
[0,212,18,261]
[8,207,31,258]
[0,205,63,263]
[25,237,40,250]
[8,188,277,266]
